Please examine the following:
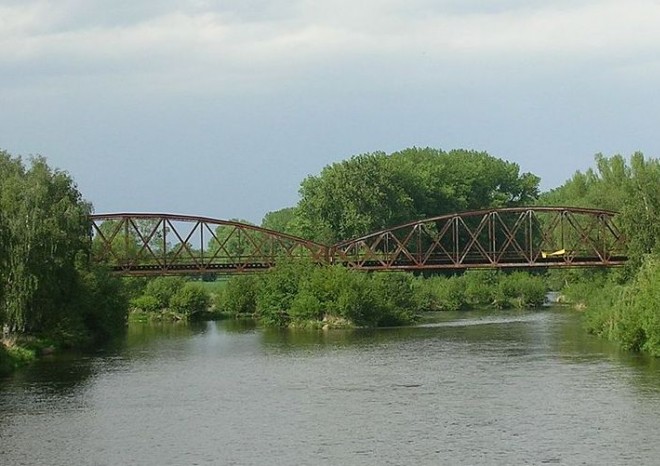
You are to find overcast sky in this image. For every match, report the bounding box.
[1,0,659,222]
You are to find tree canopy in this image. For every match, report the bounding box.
[540,152,660,268]
[0,150,127,342]
[285,147,539,244]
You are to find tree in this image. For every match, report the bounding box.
[0,153,91,333]
[261,207,298,235]
[0,149,128,342]
[294,147,540,243]
[540,152,660,269]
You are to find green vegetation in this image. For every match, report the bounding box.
[2,144,657,371]
[541,152,659,271]
[415,270,547,312]
[0,150,128,348]
[261,147,539,243]
[0,150,129,374]
[216,266,548,328]
[128,277,214,321]
[0,340,37,376]
[541,153,660,355]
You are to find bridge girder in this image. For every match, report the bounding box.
[90,207,627,275]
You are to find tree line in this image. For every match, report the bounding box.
[2,146,658,371]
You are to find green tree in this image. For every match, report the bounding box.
[295,147,539,243]
[261,207,299,235]
[0,153,91,333]
[0,149,128,343]
[142,276,186,309]
[540,152,660,270]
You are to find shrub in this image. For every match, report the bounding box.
[289,290,323,322]
[169,283,211,316]
[220,274,260,317]
[143,277,186,309]
[130,295,161,313]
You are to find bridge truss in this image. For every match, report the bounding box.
[331,207,627,270]
[90,213,327,276]
[91,207,626,275]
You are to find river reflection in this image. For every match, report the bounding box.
[1,308,659,466]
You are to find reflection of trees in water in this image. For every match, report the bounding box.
[0,352,95,411]
[125,321,204,347]
[218,319,258,334]
[256,311,540,355]
[553,312,660,394]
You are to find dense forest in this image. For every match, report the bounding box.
[2,147,659,375]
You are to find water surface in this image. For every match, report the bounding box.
[1,308,659,465]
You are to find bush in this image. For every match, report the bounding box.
[130,295,161,313]
[75,266,129,342]
[0,343,37,376]
[169,283,211,316]
[494,272,547,309]
[220,274,260,317]
[418,276,466,311]
[462,270,498,305]
[585,256,660,356]
[289,290,323,322]
[143,277,186,309]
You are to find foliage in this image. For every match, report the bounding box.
[0,149,128,346]
[492,272,547,309]
[219,262,422,327]
[540,152,660,272]
[0,343,37,376]
[414,270,548,311]
[255,259,315,326]
[295,147,540,243]
[541,152,660,356]
[218,274,260,317]
[261,207,299,236]
[220,263,550,328]
[128,277,212,318]
[143,277,186,309]
[72,266,129,343]
[169,283,211,316]
[130,295,161,313]
[583,255,660,356]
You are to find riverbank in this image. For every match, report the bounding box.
[0,339,38,377]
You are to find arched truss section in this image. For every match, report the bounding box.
[90,213,328,276]
[330,207,627,270]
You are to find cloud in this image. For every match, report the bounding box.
[1,0,659,96]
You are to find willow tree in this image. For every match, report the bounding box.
[0,151,91,333]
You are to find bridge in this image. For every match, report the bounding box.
[90,207,627,276]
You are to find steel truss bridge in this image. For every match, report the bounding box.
[90,207,627,276]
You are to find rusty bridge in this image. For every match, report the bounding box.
[91,207,627,276]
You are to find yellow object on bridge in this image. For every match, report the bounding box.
[541,249,566,259]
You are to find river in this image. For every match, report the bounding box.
[1,308,660,465]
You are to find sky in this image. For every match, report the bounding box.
[1,0,659,223]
